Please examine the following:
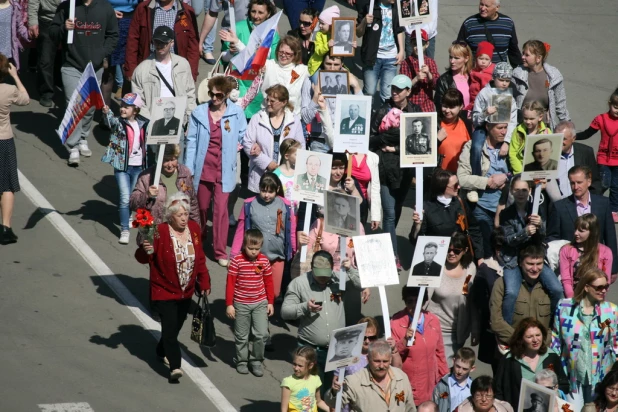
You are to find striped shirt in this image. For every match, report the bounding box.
[225,253,274,305]
[456,13,522,67]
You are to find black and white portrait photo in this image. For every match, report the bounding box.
[405,117,431,155]
[324,323,367,372]
[398,0,431,25]
[400,112,437,167]
[292,150,332,206]
[521,134,563,181]
[146,96,187,144]
[517,380,555,412]
[323,190,361,237]
[407,235,450,288]
[331,18,355,57]
[489,93,513,124]
[339,102,367,135]
[319,71,349,97]
[333,95,372,153]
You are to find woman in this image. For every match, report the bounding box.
[130,144,200,226]
[455,376,514,412]
[369,75,421,269]
[426,232,479,363]
[0,56,29,244]
[0,0,28,70]
[551,269,618,411]
[559,213,612,298]
[287,8,318,66]
[349,151,381,230]
[594,370,618,412]
[185,76,247,267]
[434,42,473,112]
[243,84,305,194]
[410,169,483,260]
[392,286,449,406]
[512,40,570,130]
[437,88,472,173]
[494,318,568,410]
[137,192,211,383]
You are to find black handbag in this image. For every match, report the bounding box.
[190,295,217,347]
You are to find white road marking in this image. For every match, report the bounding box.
[20,171,236,412]
[38,403,94,412]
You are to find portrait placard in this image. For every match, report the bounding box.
[400,112,438,167]
[398,0,431,26]
[517,380,556,412]
[325,323,367,372]
[146,96,187,145]
[323,190,361,237]
[407,236,450,288]
[333,95,372,154]
[330,18,356,57]
[292,150,332,206]
[489,91,513,124]
[319,71,350,98]
[521,134,563,181]
[353,233,399,288]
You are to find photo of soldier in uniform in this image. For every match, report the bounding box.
[521,134,563,181]
[400,112,438,167]
[339,103,367,135]
[331,18,356,56]
[292,150,333,206]
[324,323,367,372]
[319,71,349,98]
[324,190,361,237]
[407,235,450,288]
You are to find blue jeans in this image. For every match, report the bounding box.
[202,16,217,54]
[470,127,486,176]
[114,65,124,89]
[601,165,618,212]
[472,205,494,259]
[502,265,564,324]
[380,184,410,259]
[363,57,398,103]
[115,166,143,231]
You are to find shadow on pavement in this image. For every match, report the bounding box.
[11,111,68,161]
[239,399,281,411]
[65,199,119,237]
[90,274,151,314]
[22,207,55,230]
[93,174,121,206]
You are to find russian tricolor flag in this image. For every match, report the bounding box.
[230,11,282,81]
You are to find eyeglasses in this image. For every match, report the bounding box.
[163,107,175,111]
[266,97,283,104]
[208,91,225,100]
[448,248,463,255]
[452,40,468,47]
[363,335,378,342]
[299,20,313,27]
[473,393,494,401]
[278,50,294,57]
[588,283,610,292]
[606,386,618,394]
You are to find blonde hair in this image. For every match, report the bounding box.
[447,43,473,75]
[521,100,546,118]
[573,268,607,303]
[162,144,181,160]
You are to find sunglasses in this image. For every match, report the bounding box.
[363,335,378,342]
[299,20,313,27]
[588,283,609,292]
[448,248,463,255]
[208,91,225,100]
[447,183,460,190]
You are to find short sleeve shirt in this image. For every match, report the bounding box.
[377,3,397,59]
[281,374,322,412]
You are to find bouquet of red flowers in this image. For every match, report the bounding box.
[132,208,156,254]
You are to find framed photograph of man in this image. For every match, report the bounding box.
[489,91,513,124]
[146,96,187,145]
[353,233,400,288]
[323,190,361,237]
[398,0,431,26]
[407,236,450,288]
[292,150,333,206]
[330,18,356,57]
[521,134,563,181]
[319,71,349,98]
[325,323,367,372]
[400,112,438,167]
[334,95,372,154]
[517,380,555,412]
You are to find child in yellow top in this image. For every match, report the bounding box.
[508,100,552,174]
[307,6,340,80]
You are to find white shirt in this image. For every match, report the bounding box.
[155,60,174,97]
[558,146,574,198]
[128,120,143,166]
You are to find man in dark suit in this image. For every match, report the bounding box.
[339,104,366,135]
[412,242,442,277]
[546,165,618,277]
[151,100,181,136]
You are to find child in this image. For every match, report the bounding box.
[274,139,302,213]
[577,88,618,222]
[226,229,275,377]
[281,346,329,412]
[468,62,518,202]
[432,348,476,412]
[399,29,439,112]
[508,100,551,174]
[307,6,340,82]
[230,173,297,299]
[101,93,148,245]
[467,41,495,110]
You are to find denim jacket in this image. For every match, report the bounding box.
[101,111,149,171]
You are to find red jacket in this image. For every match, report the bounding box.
[467,63,495,111]
[135,220,211,301]
[124,0,200,80]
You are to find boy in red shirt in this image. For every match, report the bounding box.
[226,229,275,377]
[467,41,495,110]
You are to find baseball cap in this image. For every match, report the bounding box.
[153,26,174,43]
[391,74,412,90]
[121,93,143,108]
[410,29,428,42]
[312,255,333,278]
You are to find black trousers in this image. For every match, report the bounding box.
[152,298,191,371]
[36,20,59,96]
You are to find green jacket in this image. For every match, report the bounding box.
[508,121,551,174]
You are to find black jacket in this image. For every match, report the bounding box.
[411,260,442,277]
[470,261,501,365]
[356,0,405,66]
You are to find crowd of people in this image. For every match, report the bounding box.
[1,0,618,409]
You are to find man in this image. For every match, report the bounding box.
[546,165,618,277]
[335,75,347,94]
[412,242,441,277]
[124,0,199,81]
[295,155,326,192]
[326,340,416,411]
[328,328,363,362]
[524,139,558,172]
[523,393,545,412]
[457,122,510,258]
[322,76,336,95]
[333,21,353,55]
[328,195,357,231]
[28,0,63,107]
[340,104,366,135]
[151,101,181,136]
[405,119,430,155]
[50,0,118,166]
[456,0,522,67]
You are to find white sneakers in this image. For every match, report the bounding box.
[67,141,91,166]
[218,259,229,267]
[119,230,130,245]
[78,140,92,157]
[68,147,80,165]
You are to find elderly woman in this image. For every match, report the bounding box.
[392,286,448,406]
[434,42,473,112]
[494,318,568,410]
[455,376,514,412]
[243,84,305,194]
[594,370,618,412]
[551,269,618,411]
[136,192,211,383]
[512,40,570,130]
[185,76,247,267]
[534,369,574,412]
[0,56,29,244]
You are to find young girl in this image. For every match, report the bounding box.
[281,346,329,412]
[508,100,551,174]
[467,41,495,110]
[307,5,340,82]
[101,93,148,245]
[577,88,618,221]
[274,139,302,213]
[399,29,439,112]
[559,213,612,298]
[230,173,296,298]
[226,229,275,377]
[437,88,472,173]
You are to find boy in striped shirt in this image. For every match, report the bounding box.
[226,229,275,377]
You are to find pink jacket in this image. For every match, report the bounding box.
[467,63,495,111]
[306,218,365,271]
[391,309,449,406]
[559,243,613,298]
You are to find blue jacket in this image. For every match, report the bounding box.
[185,100,247,194]
[101,111,149,171]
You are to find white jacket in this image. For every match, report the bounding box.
[261,60,309,116]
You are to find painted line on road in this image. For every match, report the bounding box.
[19,170,236,412]
[38,402,95,412]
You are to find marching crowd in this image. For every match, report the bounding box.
[1,0,618,410]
